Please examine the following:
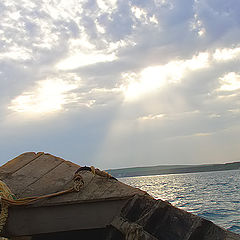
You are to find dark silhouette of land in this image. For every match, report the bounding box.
[107,161,240,178]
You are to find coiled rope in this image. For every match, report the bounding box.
[0,166,114,234]
[0,181,15,233]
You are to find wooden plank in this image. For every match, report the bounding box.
[30,173,145,206]
[5,199,128,237]
[4,154,64,196]
[21,160,79,197]
[0,152,145,207]
[75,177,145,201]
[99,180,146,199]
[75,175,115,201]
[37,173,114,205]
[90,178,119,199]
[0,152,43,174]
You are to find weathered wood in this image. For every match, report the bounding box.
[111,216,158,240]
[0,152,42,174]
[0,153,146,206]
[2,154,65,196]
[21,160,79,197]
[1,153,239,240]
[37,172,145,206]
[103,180,148,198]
[118,195,240,240]
[5,199,128,237]
[79,175,116,200]
[73,174,146,201]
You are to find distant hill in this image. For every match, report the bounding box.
[106,162,240,178]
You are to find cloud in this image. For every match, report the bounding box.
[218,72,240,91]
[1,0,240,168]
[192,132,213,137]
[213,47,240,61]
[56,52,117,70]
[138,113,166,121]
[121,52,210,101]
[8,75,82,114]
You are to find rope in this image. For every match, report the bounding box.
[1,187,75,206]
[73,172,84,192]
[75,166,116,179]
[0,173,83,233]
[0,185,76,234]
[0,165,113,233]
[90,166,115,179]
[0,181,15,233]
[111,216,144,240]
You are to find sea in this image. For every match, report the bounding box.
[119,169,240,234]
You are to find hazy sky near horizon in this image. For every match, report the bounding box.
[0,0,240,169]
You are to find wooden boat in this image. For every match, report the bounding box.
[0,152,239,240]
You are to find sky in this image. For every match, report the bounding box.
[0,0,240,169]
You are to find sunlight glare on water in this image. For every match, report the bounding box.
[120,170,240,234]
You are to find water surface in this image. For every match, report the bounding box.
[120,170,240,234]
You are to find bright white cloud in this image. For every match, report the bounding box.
[131,6,147,20]
[1,0,240,169]
[149,15,159,24]
[138,114,165,121]
[90,87,121,94]
[43,0,84,20]
[213,47,240,61]
[95,19,106,34]
[107,39,137,52]
[228,109,240,114]
[68,34,95,50]
[8,75,81,114]
[97,0,117,12]
[56,52,117,70]
[218,72,240,91]
[0,45,32,61]
[131,6,159,26]
[122,52,209,101]
[185,52,209,70]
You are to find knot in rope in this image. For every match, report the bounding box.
[73,173,84,192]
[0,165,116,234]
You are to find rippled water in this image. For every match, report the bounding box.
[120,170,240,234]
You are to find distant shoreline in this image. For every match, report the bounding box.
[106,161,240,178]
